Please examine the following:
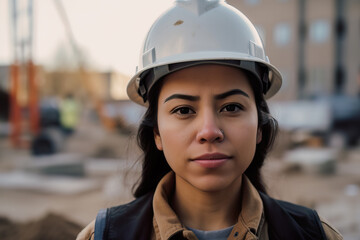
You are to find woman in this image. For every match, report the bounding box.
[78,0,342,239]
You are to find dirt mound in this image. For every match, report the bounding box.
[0,213,82,240]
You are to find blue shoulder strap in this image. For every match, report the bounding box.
[94,208,107,240]
[103,193,154,240]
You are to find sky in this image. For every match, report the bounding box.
[0,0,174,76]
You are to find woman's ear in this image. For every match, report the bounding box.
[154,128,163,151]
[256,128,262,144]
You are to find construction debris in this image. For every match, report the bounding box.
[0,213,82,240]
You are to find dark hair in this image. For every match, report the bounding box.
[133,68,278,198]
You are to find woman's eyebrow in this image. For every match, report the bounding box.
[164,94,200,103]
[164,89,249,103]
[214,89,250,100]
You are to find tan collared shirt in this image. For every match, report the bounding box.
[77,172,342,240]
[151,172,342,240]
[152,172,267,240]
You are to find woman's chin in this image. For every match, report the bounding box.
[187,175,242,193]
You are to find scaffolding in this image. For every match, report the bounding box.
[9,0,39,147]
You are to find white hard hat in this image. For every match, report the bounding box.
[127,0,282,106]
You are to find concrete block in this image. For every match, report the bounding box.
[0,171,100,195]
[284,147,339,175]
[26,153,85,177]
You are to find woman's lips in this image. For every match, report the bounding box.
[192,153,231,168]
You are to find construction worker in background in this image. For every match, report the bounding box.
[59,93,79,135]
[77,0,342,239]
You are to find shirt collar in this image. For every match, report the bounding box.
[231,175,264,239]
[152,172,264,240]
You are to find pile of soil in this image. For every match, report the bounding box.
[0,213,82,240]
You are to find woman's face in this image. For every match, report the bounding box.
[154,64,261,192]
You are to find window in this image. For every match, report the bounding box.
[274,23,291,46]
[307,67,331,95]
[309,20,330,43]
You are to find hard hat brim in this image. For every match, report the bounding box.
[127,52,282,106]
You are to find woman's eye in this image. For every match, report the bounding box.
[221,104,243,112]
[172,107,195,115]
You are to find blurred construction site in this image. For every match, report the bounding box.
[0,0,359,239]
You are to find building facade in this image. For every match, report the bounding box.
[227,0,360,101]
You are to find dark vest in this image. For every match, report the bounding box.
[95,192,327,240]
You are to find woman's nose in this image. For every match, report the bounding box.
[196,111,224,144]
